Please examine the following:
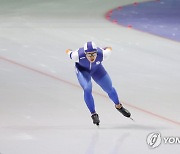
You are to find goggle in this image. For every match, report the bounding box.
[86,52,97,57]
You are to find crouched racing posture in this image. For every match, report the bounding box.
[66,41,131,125]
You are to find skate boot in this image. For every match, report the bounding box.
[91,113,100,126]
[116,105,131,118]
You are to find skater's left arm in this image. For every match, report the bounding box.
[102,47,112,61]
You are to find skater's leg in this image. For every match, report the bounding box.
[93,73,131,118]
[93,73,120,105]
[76,70,96,114]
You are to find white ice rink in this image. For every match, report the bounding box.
[0,0,180,153]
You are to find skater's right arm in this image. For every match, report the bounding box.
[66,49,79,62]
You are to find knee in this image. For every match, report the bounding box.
[83,83,92,93]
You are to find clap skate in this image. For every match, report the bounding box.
[91,113,100,126]
[116,105,133,120]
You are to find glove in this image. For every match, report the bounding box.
[104,47,112,51]
[66,49,72,55]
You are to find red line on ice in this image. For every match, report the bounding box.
[0,56,180,127]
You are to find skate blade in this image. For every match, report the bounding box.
[93,122,100,126]
[129,117,134,121]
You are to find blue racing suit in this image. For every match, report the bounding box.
[68,47,120,114]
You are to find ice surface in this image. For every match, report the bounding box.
[0,0,180,154]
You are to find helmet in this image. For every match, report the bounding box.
[84,41,97,53]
